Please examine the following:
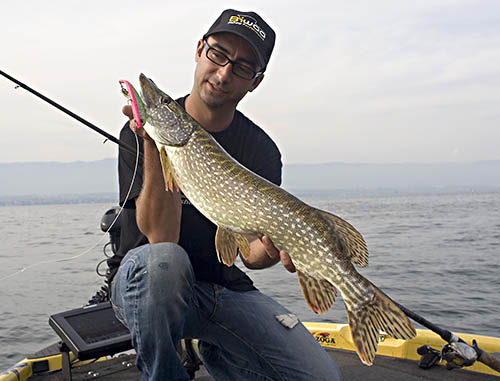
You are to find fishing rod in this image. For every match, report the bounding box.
[0,70,143,284]
[395,301,500,373]
[0,70,142,158]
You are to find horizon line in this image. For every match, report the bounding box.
[1,158,500,166]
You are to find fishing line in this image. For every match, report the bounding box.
[0,70,143,282]
[0,70,142,158]
[0,132,140,282]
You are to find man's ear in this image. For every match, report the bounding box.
[195,39,203,62]
[249,74,265,92]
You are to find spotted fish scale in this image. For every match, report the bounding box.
[137,73,416,366]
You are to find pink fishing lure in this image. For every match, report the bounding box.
[119,80,143,129]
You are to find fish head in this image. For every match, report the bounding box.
[139,73,193,146]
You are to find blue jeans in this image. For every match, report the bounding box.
[111,242,342,381]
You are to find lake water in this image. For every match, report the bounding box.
[0,191,499,370]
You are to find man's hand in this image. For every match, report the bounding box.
[259,235,296,273]
[125,104,181,243]
[123,105,152,141]
[243,235,296,273]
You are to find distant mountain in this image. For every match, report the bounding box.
[283,161,500,194]
[1,159,499,203]
[0,158,118,197]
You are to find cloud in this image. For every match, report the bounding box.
[2,0,500,164]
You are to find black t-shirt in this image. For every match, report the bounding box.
[107,96,282,291]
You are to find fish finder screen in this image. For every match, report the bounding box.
[65,307,129,344]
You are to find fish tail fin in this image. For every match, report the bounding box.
[346,285,416,366]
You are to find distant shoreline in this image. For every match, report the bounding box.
[0,193,118,207]
[1,158,499,205]
[1,187,499,207]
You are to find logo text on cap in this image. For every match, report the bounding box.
[228,14,266,40]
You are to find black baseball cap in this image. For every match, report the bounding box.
[203,9,276,72]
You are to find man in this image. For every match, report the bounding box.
[109,9,342,380]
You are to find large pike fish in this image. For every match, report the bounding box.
[136,73,416,365]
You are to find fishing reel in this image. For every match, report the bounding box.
[95,207,122,278]
[100,206,122,255]
[417,339,479,370]
[441,341,478,369]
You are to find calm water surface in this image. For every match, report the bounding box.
[0,192,499,370]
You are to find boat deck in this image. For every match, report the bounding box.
[27,347,499,380]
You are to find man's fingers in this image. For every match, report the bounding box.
[121,102,151,140]
[259,235,279,259]
[259,235,296,273]
[129,119,137,132]
[122,105,134,119]
[280,251,296,273]
[123,105,139,132]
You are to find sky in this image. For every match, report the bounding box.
[2,0,499,165]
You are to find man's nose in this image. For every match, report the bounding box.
[216,63,233,82]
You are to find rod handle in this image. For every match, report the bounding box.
[478,351,500,373]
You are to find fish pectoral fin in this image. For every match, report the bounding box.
[159,146,179,192]
[215,228,250,266]
[297,271,337,314]
[235,234,250,260]
[317,209,369,267]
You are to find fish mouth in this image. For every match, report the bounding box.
[139,73,173,109]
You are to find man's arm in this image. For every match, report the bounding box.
[124,106,181,243]
[135,138,181,243]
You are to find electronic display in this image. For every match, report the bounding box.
[49,302,132,360]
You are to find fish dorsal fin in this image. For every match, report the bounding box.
[317,209,368,267]
[297,271,337,314]
[159,146,179,192]
[215,227,250,266]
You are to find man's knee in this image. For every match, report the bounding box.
[146,242,194,286]
[117,242,194,300]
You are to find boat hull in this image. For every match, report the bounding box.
[2,323,499,380]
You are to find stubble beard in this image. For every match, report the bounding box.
[198,75,248,111]
[200,80,229,109]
